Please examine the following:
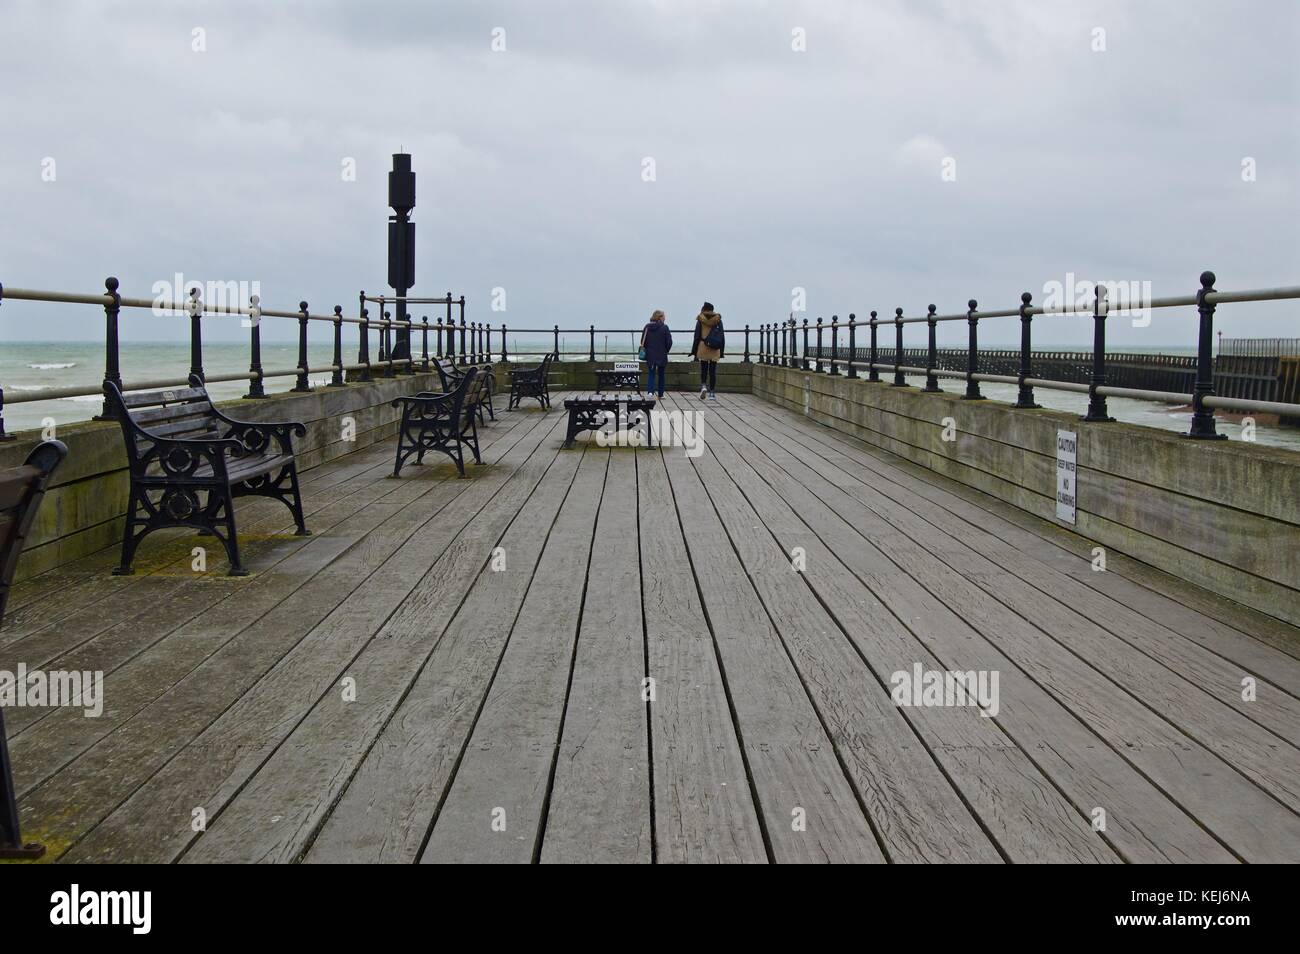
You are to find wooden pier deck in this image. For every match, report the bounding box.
[4,391,1299,863]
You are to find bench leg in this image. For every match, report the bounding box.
[219,488,249,576]
[0,709,44,859]
[285,464,310,536]
[112,489,144,575]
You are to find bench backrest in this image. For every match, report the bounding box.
[0,440,67,625]
[103,375,222,466]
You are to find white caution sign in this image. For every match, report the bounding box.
[613,361,640,372]
[1056,429,1077,525]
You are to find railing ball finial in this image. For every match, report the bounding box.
[968,299,977,312]
[928,304,936,317]
[300,301,309,312]
[1200,270,1216,290]
[1020,291,1032,307]
[334,305,343,318]
[106,276,120,294]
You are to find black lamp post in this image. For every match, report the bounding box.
[388,153,416,363]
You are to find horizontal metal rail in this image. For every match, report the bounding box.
[752,271,1300,438]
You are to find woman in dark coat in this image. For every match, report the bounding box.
[640,309,672,397]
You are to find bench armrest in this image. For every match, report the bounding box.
[393,393,456,413]
[209,409,307,457]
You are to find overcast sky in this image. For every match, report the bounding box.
[1,0,1296,347]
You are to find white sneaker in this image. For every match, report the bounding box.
[708,391,717,402]
[699,385,708,400]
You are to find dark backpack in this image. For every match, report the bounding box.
[704,319,724,350]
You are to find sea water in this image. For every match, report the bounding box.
[2,339,1297,451]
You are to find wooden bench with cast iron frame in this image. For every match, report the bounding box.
[104,374,309,577]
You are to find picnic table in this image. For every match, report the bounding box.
[563,392,656,448]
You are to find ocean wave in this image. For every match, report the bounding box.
[28,362,77,370]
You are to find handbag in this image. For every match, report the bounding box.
[637,346,647,361]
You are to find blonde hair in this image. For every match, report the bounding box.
[650,309,665,322]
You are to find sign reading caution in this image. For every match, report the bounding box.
[1056,429,1078,524]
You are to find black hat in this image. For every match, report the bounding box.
[701,301,714,312]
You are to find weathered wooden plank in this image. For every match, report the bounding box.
[728,403,1300,741]
[4,451,478,788]
[419,448,610,863]
[715,396,1298,862]
[540,449,653,863]
[656,434,885,863]
[691,398,1118,862]
[636,426,768,864]
[177,412,574,863]
[32,409,561,861]
[304,439,588,863]
[712,399,1239,863]
[663,394,1000,863]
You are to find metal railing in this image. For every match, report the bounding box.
[0,279,472,439]
[752,271,1300,438]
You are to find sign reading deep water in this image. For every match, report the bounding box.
[1056,429,1077,524]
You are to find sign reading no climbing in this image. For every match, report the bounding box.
[1056,429,1077,525]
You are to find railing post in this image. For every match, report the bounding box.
[244,294,266,398]
[892,308,908,386]
[552,324,560,360]
[1083,285,1113,422]
[330,306,346,386]
[293,301,312,391]
[829,315,841,376]
[743,324,750,363]
[846,313,858,379]
[963,300,983,400]
[358,307,372,382]
[445,294,454,357]
[421,315,430,372]
[868,311,879,382]
[779,319,787,367]
[588,324,596,362]
[383,311,396,377]
[801,318,809,370]
[815,317,824,373]
[187,287,205,382]
[0,283,8,439]
[501,323,509,363]
[923,304,940,392]
[95,276,124,420]
[458,313,467,362]
[475,321,483,363]
[0,283,9,439]
[1014,292,1039,408]
[1188,270,1226,439]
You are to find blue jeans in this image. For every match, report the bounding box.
[646,363,667,395]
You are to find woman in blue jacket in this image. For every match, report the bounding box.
[640,310,673,397]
